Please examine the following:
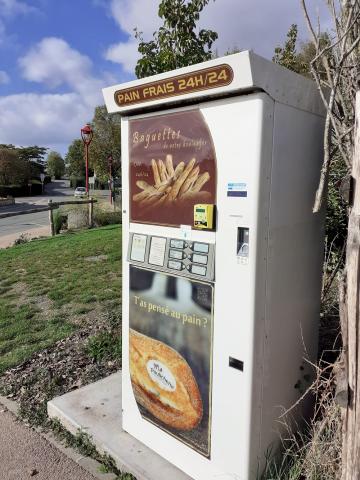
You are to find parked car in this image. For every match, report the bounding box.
[74,187,87,198]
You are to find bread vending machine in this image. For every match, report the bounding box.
[102,52,325,480]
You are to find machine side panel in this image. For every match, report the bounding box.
[202,93,274,479]
[259,102,325,463]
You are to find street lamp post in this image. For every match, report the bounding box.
[81,124,93,195]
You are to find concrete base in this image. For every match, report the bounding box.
[47,372,192,480]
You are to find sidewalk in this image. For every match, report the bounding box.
[0,226,50,249]
[0,407,96,480]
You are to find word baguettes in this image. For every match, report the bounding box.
[114,64,234,107]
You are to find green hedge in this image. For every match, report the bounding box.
[70,177,85,188]
[0,183,42,197]
[93,210,121,227]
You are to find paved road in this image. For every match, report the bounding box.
[0,180,109,238]
[0,180,72,238]
[0,407,96,480]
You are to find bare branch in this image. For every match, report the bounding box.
[300,0,320,47]
[302,0,360,208]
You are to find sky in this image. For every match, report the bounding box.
[0,0,331,157]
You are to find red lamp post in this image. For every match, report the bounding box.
[81,124,93,195]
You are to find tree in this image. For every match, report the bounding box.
[273,24,330,78]
[273,24,304,73]
[274,27,347,258]
[224,46,242,56]
[65,139,85,178]
[0,144,47,179]
[0,148,30,186]
[89,105,121,182]
[300,1,360,478]
[18,146,48,166]
[135,0,218,78]
[46,151,65,179]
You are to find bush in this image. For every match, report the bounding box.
[0,183,43,197]
[53,210,68,234]
[13,233,30,246]
[70,176,85,188]
[260,366,342,480]
[93,210,121,227]
[325,155,348,256]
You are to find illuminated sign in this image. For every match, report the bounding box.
[114,64,234,107]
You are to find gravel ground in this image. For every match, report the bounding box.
[0,407,96,480]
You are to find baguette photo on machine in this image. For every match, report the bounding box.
[129,329,203,431]
[132,154,211,210]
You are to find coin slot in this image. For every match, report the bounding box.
[229,357,244,372]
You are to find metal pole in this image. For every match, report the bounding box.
[48,200,55,236]
[89,197,94,228]
[85,143,89,196]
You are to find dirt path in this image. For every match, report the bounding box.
[0,226,50,249]
[0,407,96,480]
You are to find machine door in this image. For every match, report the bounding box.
[129,264,213,458]
[125,105,217,459]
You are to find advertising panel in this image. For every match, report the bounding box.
[129,265,213,457]
[129,109,216,227]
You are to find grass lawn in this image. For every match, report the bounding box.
[0,225,121,373]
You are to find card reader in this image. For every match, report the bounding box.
[194,204,215,230]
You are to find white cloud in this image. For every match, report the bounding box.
[0,38,108,154]
[19,37,92,88]
[0,93,89,147]
[105,40,139,74]
[0,70,10,84]
[19,37,104,106]
[105,0,161,73]
[109,0,160,36]
[104,0,331,72]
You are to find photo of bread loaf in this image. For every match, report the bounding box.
[129,328,203,431]
[132,153,212,211]
[129,260,212,456]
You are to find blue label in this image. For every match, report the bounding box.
[227,191,247,197]
[227,182,247,197]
